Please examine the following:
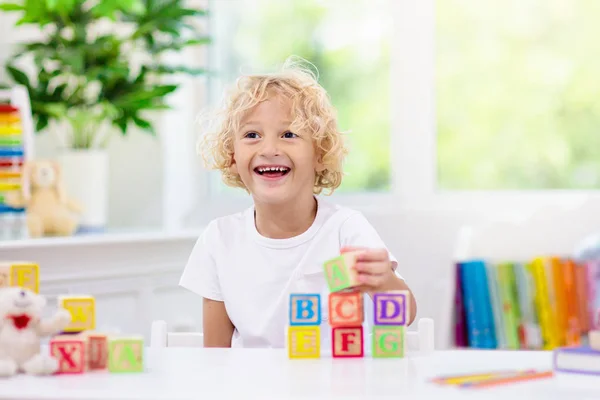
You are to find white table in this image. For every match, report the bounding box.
[0,348,597,400]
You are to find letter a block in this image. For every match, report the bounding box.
[108,336,144,373]
[289,293,321,325]
[323,252,360,292]
[372,326,405,358]
[59,295,96,332]
[332,326,364,358]
[50,335,86,374]
[373,291,409,325]
[288,326,320,358]
[329,291,363,327]
[0,262,39,293]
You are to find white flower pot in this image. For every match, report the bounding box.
[58,149,109,233]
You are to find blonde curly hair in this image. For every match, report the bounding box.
[198,58,348,195]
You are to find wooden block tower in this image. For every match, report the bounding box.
[287,294,322,358]
[372,291,409,357]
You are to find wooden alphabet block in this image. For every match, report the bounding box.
[373,290,409,325]
[81,332,108,369]
[328,290,363,327]
[323,251,360,292]
[590,330,600,351]
[59,295,95,332]
[287,326,320,358]
[372,326,405,358]
[50,335,86,374]
[0,262,39,293]
[332,326,364,358]
[289,293,321,326]
[108,336,144,373]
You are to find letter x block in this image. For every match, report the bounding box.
[50,335,86,374]
[373,291,409,325]
[108,336,144,373]
[59,295,96,332]
[328,291,363,327]
[372,326,405,358]
[332,326,364,358]
[289,293,321,325]
[323,251,360,292]
[288,326,320,358]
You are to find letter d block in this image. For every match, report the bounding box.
[373,326,405,358]
[323,252,360,292]
[50,335,86,374]
[289,293,321,325]
[288,326,320,358]
[329,291,363,327]
[59,295,95,332]
[373,291,409,325]
[108,336,144,373]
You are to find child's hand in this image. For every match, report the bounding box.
[341,246,396,292]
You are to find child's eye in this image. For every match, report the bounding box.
[244,131,259,139]
[282,131,298,138]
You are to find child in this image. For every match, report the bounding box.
[179,59,417,348]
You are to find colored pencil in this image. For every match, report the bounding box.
[432,369,534,385]
[460,370,553,388]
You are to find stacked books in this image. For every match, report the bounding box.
[454,257,599,350]
[0,103,26,239]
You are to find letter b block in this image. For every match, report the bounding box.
[373,291,409,325]
[372,326,405,358]
[289,294,321,325]
[332,326,364,358]
[329,291,363,327]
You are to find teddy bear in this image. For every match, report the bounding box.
[0,287,72,376]
[4,160,82,237]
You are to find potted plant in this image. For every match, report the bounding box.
[0,0,209,233]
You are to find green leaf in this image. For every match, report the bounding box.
[0,3,24,11]
[6,65,31,89]
[132,115,154,133]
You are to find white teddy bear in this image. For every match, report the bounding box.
[0,287,72,376]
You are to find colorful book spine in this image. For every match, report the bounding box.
[0,103,25,216]
[453,263,468,347]
[528,257,560,350]
[497,263,521,349]
[486,262,506,348]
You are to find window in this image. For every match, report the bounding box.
[436,0,600,191]
[207,0,393,195]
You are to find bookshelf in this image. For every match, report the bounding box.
[454,256,599,351]
[0,85,34,239]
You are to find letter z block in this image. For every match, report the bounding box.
[332,326,364,358]
[50,335,86,374]
[328,291,363,327]
[373,291,409,325]
[288,326,320,358]
[289,293,321,326]
[59,295,95,332]
[0,262,39,293]
[323,251,360,292]
[372,326,405,358]
[108,336,144,373]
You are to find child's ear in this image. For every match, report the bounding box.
[229,154,238,175]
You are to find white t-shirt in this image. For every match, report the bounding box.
[179,196,403,349]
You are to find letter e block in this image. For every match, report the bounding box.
[332,326,364,358]
[373,291,409,325]
[59,295,95,332]
[323,252,360,292]
[288,326,320,358]
[372,326,405,358]
[108,336,144,373]
[289,293,321,326]
[329,291,363,327]
[50,335,86,374]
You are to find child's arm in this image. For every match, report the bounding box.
[202,298,235,347]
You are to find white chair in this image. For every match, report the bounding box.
[150,320,204,348]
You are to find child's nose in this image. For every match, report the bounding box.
[259,136,281,157]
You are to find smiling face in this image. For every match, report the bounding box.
[230,94,324,205]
